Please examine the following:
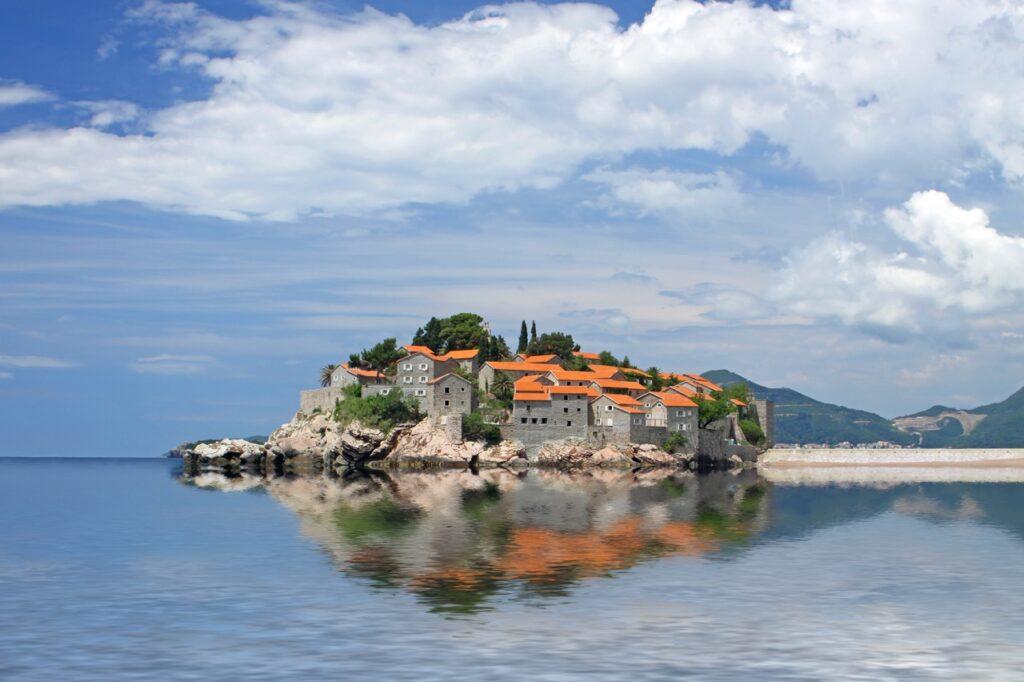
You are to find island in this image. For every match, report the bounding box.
[182,313,774,474]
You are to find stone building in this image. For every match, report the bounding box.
[329,363,387,388]
[510,384,590,449]
[477,361,562,392]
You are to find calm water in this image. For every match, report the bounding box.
[3,459,1024,680]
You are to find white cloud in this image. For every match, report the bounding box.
[584,167,744,219]
[0,81,53,108]
[131,353,214,374]
[0,354,75,368]
[74,100,141,128]
[0,371,12,380]
[2,0,1024,219]
[773,190,1024,342]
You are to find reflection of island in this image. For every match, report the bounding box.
[184,468,769,614]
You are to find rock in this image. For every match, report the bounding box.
[190,438,265,462]
[637,443,659,452]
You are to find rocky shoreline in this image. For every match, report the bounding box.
[182,411,742,475]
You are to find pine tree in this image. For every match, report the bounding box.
[517,320,529,353]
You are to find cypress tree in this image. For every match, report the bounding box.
[517,320,529,353]
[530,320,538,344]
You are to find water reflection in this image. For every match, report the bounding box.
[184,468,769,614]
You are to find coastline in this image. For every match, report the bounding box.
[760,448,1024,467]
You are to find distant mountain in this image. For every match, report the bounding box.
[702,370,917,446]
[893,386,1024,448]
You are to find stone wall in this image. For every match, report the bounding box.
[751,399,775,447]
[299,386,346,414]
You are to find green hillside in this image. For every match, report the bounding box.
[955,387,1024,447]
[702,370,917,446]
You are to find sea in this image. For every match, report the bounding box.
[2,457,1024,680]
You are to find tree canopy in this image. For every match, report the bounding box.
[412,313,491,354]
[694,383,749,428]
[517,320,529,353]
[349,338,406,372]
[526,331,577,360]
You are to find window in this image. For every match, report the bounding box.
[418,376,427,383]
[415,389,426,397]
[563,395,568,401]
[520,418,527,424]
[444,387,450,394]
[403,363,412,371]
[577,407,581,412]
[381,389,390,395]
[606,405,612,411]
[460,387,466,392]
[418,363,428,370]
[531,418,538,424]
[444,400,450,407]
[605,418,613,427]
[567,420,572,427]
[676,410,684,417]
[680,424,688,431]
[541,418,548,424]
[563,407,569,413]
[403,376,412,384]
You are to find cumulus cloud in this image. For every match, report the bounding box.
[74,100,141,128]
[131,353,213,374]
[0,354,75,368]
[661,283,773,322]
[584,167,743,219]
[0,81,53,108]
[773,191,1024,343]
[2,0,1024,219]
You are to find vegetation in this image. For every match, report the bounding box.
[525,331,578,360]
[332,386,423,434]
[490,370,514,403]
[702,369,918,446]
[645,366,664,391]
[662,431,688,453]
[739,418,765,445]
[348,337,406,374]
[517,320,529,354]
[598,350,619,366]
[530,320,537,345]
[320,363,337,387]
[462,412,502,445]
[694,383,749,428]
[412,313,492,354]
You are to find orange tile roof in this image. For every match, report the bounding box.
[548,369,602,381]
[585,364,623,378]
[444,349,480,360]
[659,372,688,383]
[601,393,643,407]
[683,373,723,392]
[573,351,601,361]
[591,378,646,391]
[643,391,698,408]
[619,367,650,378]
[521,353,559,363]
[730,398,748,407]
[668,384,702,399]
[548,386,595,396]
[341,364,385,379]
[514,374,544,387]
[488,361,563,373]
[513,392,551,402]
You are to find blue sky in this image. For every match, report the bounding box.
[2,0,1024,456]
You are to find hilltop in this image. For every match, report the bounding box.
[702,370,917,446]
[894,386,1024,447]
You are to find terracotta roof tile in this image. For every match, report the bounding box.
[591,378,646,391]
[488,361,563,373]
[513,392,551,402]
[641,391,698,408]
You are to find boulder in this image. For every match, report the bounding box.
[191,438,265,461]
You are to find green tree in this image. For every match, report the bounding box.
[412,316,444,352]
[462,412,502,445]
[663,432,688,453]
[517,320,529,353]
[621,355,633,369]
[320,364,338,387]
[530,320,538,344]
[484,334,510,362]
[646,366,664,391]
[694,384,749,428]
[333,388,422,434]
[526,331,576,360]
[491,371,514,403]
[598,350,619,366]
[437,312,489,351]
[353,337,406,373]
[739,419,765,445]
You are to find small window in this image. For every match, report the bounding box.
[415,389,426,397]
[577,407,581,412]
[567,421,572,427]
[563,407,569,413]
[541,418,548,424]
[418,376,427,383]
[563,395,568,401]
[531,418,538,424]
[444,400,450,407]
[444,387,450,394]
[381,389,390,395]
[418,363,428,370]
[606,405,612,411]
[403,363,412,371]
[460,387,466,392]
[520,417,527,424]
[403,376,412,384]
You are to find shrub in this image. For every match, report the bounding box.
[333,389,422,434]
[462,412,502,445]
[739,419,765,444]
[663,431,689,453]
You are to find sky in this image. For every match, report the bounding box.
[2,0,1024,456]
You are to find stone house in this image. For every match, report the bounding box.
[514,353,562,365]
[330,363,387,388]
[510,385,589,448]
[589,378,646,397]
[478,361,562,392]
[588,393,654,445]
[639,391,698,452]
[423,372,476,418]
